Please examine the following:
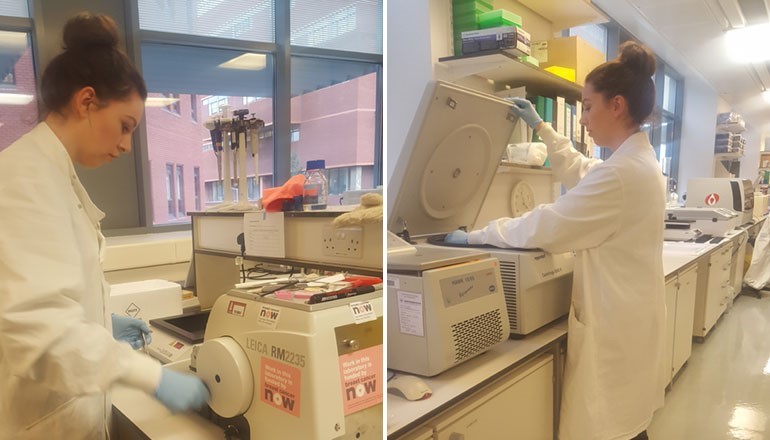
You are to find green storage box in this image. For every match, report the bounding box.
[453,3,493,16]
[479,9,522,29]
[452,0,493,5]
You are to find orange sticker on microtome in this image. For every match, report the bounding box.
[261,357,301,417]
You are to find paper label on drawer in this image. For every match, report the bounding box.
[256,305,281,329]
[397,291,424,337]
[350,301,376,324]
[261,357,301,417]
[338,345,383,415]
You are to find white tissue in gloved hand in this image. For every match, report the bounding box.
[506,142,547,166]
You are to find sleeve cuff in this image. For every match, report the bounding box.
[537,123,559,144]
[468,230,484,245]
[118,349,163,395]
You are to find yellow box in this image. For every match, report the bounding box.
[540,36,606,86]
[544,66,576,82]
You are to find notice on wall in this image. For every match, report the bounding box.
[244,211,285,258]
[338,345,383,415]
[261,357,301,417]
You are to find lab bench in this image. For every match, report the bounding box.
[389,225,761,440]
[387,321,567,439]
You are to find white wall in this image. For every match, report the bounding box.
[678,76,719,196]
[386,0,435,184]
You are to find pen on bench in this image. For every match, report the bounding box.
[259,279,299,297]
[307,285,377,304]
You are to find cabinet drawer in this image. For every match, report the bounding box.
[431,355,554,440]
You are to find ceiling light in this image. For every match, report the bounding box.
[218,53,267,71]
[145,97,179,107]
[762,90,770,103]
[0,93,34,105]
[726,23,770,62]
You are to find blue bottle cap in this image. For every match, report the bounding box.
[306,160,325,170]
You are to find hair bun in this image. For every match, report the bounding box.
[618,41,656,78]
[62,12,120,52]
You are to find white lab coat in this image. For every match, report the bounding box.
[0,123,162,439]
[469,125,667,440]
[745,216,770,289]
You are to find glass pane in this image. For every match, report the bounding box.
[0,31,36,151]
[291,0,382,54]
[662,73,677,113]
[0,0,28,17]
[142,43,274,225]
[290,56,379,205]
[138,0,274,43]
[194,167,201,210]
[659,117,675,175]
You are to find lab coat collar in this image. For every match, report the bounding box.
[611,130,653,159]
[32,122,106,225]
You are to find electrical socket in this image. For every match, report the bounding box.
[322,226,363,258]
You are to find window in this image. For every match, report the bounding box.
[125,0,381,230]
[141,43,274,225]
[203,95,229,117]
[663,74,677,114]
[0,31,36,152]
[166,164,175,217]
[291,0,382,54]
[163,93,181,114]
[190,94,198,122]
[290,56,379,191]
[205,180,224,204]
[194,167,201,211]
[247,176,260,200]
[566,24,607,58]
[0,0,29,18]
[176,164,185,216]
[327,165,368,200]
[138,0,274,43]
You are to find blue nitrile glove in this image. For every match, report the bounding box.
[444,230,469,245]
[508,97,543,128]
[155,369,211,413]
[112,314,152,349]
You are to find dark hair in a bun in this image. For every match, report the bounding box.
[585,41,657,125]
[39,12,147,119]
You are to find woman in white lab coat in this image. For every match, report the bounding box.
[0,13,208,439]
[447,42,666,440]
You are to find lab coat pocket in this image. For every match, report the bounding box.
[22,396,76,432]
[21,394,104,439]
[566,308,586,351]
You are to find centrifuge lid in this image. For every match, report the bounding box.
[388,81,516,237]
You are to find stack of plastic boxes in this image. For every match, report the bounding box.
[452,0,494,56]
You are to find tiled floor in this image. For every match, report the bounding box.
[648,291,770,440]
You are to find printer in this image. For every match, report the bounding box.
[665,207,740,238]
[191,288,383,439]
[686,178,754,225]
